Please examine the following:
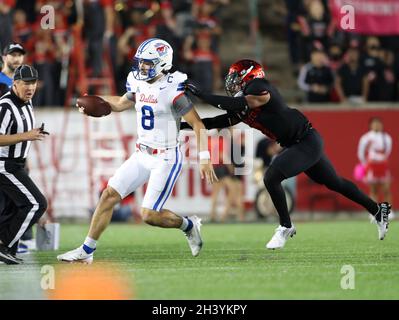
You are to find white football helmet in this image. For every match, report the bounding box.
[132,38,173,81]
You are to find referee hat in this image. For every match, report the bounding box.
[13,65,38,81]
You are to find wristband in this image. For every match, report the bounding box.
[199,151,211,160]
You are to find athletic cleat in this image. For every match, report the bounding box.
[17,242,29,254]
[57,246,94,264]
[184,216,203,257]
[9,253,23,263]
[266,225,296,250]
[370,209,395,224]
[373,202,391,240]
[18,239,37,252]
[0,243,22,265]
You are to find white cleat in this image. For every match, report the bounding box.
[373,202,391,240]
[184,216,203,257]
[266,225,296,250]
[57,246,94,264]
[17,239,37,254]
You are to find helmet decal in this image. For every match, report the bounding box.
[224,59,265,96]
[132,38,173,81]
[154,43,169,57]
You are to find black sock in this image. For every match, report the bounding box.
[325,178,379,217]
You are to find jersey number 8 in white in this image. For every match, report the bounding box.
[141,105,154,130]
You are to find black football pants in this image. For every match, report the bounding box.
[0,159,47,253]
[263,129,378,228]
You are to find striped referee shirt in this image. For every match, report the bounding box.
[0,90,35,159]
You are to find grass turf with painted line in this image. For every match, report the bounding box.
[18,221,399,299]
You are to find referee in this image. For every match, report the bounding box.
[0,65,48,264]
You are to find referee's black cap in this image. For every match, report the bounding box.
[13,65,38,81]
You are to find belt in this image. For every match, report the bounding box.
[0,157,26,162]
[136,143,168,155]
[282,122,313,147]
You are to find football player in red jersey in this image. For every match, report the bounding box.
[182,59,392,248]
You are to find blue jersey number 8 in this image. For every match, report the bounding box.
[141,105,154,130]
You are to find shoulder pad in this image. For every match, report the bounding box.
[126,71,139,93]
[168,71,188,84]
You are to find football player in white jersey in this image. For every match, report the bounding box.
[57,38,218,264]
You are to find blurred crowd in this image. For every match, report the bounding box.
[284,0,399,103]
[1,0,399,106]
[0,0,228,106]
[209,129,246,223]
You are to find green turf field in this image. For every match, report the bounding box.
[1,220,398,299]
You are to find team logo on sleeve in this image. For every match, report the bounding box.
[155,43,169,57]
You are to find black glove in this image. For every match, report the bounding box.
[184,81,202,97]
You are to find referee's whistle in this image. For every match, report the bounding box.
[40,122,50,135]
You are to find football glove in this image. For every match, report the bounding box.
[184,81,202,97]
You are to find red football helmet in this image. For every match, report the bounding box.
[225,59,265,96]
[224,59,265,96]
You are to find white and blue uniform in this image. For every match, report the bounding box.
[108,71,192,211]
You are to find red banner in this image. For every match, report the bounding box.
[330,0,399,35]
[296,109,399,212]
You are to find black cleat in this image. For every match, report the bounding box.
[374,202,391,240]
[0,243,22,265]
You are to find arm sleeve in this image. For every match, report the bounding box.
[198,93,249,112]
[180,113,241,130]
[197,78,270,112]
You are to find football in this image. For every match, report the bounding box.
[76,95,112,117]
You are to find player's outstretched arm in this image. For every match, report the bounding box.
[183,108,218,184]
[180,113,241,131]
[100,93,135,112]
[185,82,270,111]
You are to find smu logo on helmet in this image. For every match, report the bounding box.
[155,43,169,56]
